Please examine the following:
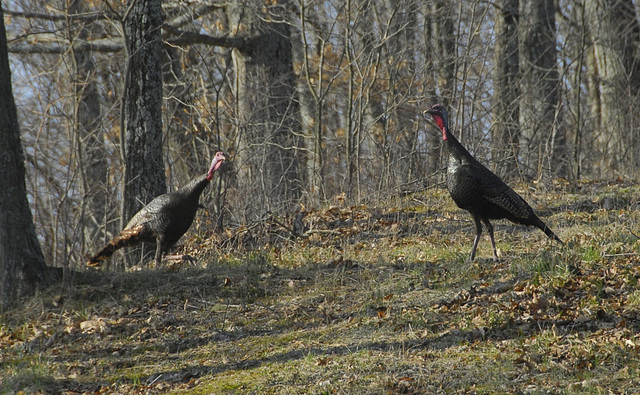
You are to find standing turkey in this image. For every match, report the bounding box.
[423,104,562,261]
[87,151,225,267]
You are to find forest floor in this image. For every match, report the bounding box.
[2,180,640,394]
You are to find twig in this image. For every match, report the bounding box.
[303,229,340,236]
[603,253,638,258]
[268,213,294,234]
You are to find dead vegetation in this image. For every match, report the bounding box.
[2,181,640,394]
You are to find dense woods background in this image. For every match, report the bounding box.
[4,0,640,269]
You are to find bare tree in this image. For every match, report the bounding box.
[491,0,520,179]
[377,0,422,192]
[559,0,589,180]
[0,3,57,309]
[5,0,640,271]
[426,0,456,178]
[121,0,167,266]
[584,0,640,176]
[229,0,302,214]
[519,0,565,179]
[295,0,351,203]
[68,0,112,258]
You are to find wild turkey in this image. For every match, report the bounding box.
[87,151,225,267]
[423,104,562,261]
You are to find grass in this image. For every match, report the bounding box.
[2,180,640,393]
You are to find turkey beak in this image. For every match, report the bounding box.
[217,154,226,168]
[208,153,226,176]
[423,109,433,119]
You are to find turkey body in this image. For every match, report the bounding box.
[446,150,539,226]
[424,105,562,261]
[88,152,225,266]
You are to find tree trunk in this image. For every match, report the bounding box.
[69,0,112,258]
[296,1,325,204]
[518,0,566,179]
[351,1,387,199]
[585,0,640,176]
[122,0,166,266]
[383,0,419,191]
[0,4,56,309]
[491,0,520,180]
[229,0,302,214]
[427,0,456,180]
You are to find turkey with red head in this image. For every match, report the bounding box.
[88,151,225,266]
[423,105,562,262]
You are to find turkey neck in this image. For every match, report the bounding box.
[441,124,476,171]
[174,174,211,203]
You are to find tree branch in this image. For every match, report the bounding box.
[8,38,124,54]
[4,10,116,22]
[5,0,224,24]
[162,24,245,48]
[8,27,245,54]
[164,3,223,29]
[5,4,245,54]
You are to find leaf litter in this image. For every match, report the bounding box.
[1,181,640,393]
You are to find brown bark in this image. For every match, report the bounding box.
[491,0,520,180]
[427,0,456,179]
[518,0,566,179]
[229,0,302,214]
[585,0,640,175]
[69,0,111,258]
[121,0,167,266]
[0,3,56,309]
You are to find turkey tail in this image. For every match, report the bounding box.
[532,217,563,245]
[87,225,147,266]
[543,226,563,245]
